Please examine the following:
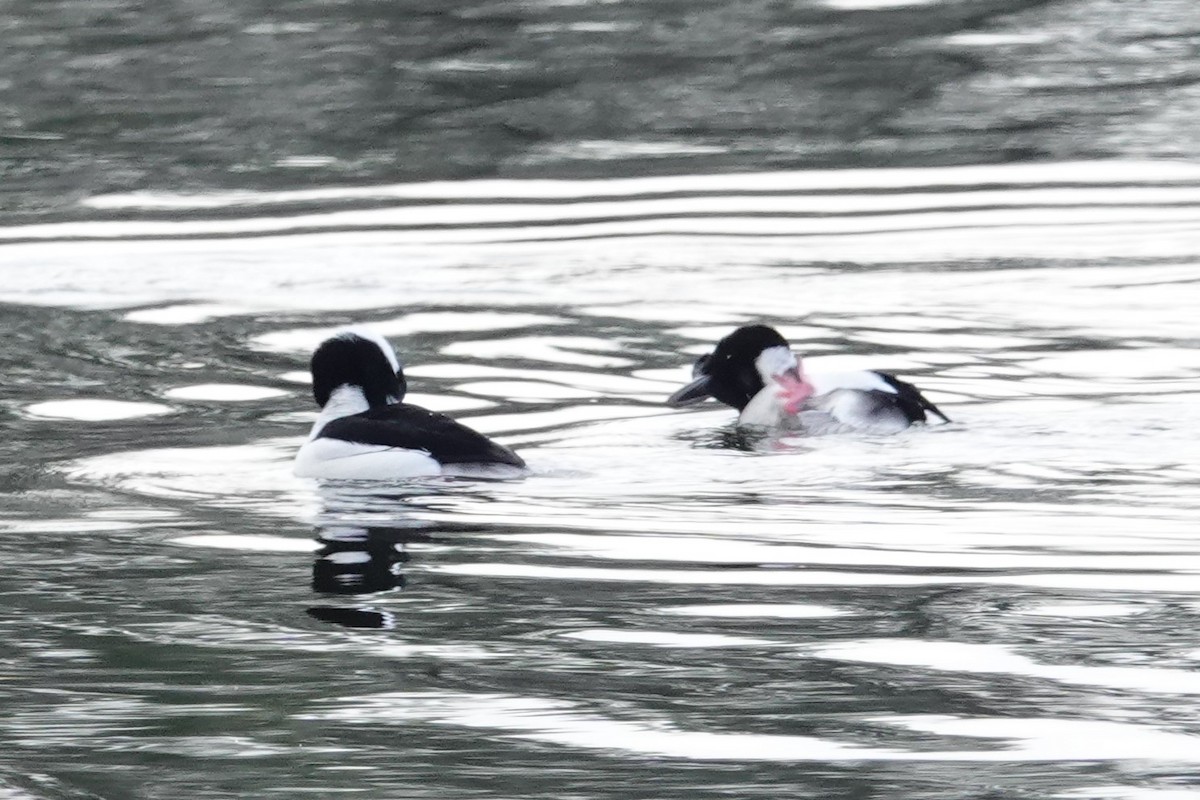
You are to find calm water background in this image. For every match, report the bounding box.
[4,1,1200,798]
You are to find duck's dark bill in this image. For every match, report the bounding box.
[667,376,713,407]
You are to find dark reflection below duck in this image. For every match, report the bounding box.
[307,525,425,629]
[305,481,498,629]
[312,525,422,595]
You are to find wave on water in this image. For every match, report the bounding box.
[0,162,1198,263]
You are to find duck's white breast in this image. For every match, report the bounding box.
[737,386,790,429]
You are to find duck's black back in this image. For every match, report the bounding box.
[317,404,526,467]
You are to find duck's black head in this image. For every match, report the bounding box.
[667,324,794,411]
[310,329,406,409]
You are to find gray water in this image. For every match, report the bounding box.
[4,1,1200,799]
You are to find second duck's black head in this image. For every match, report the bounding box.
[310,329,406,409]
[667,324,793,411]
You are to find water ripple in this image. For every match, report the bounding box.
[3,162,1199,798]
[301,691,1200,762]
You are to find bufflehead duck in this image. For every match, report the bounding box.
[294,328,526,479]
[667,324,949,434]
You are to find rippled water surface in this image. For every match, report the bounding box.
[4,1,1200,799]
[4,160,1200,799]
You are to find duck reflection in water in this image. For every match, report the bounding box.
[312,524,422,595]
[307,524,427,629]
[305,482,498,629]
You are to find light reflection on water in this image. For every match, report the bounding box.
[2,163,1200,798]
[301,690,1200,762]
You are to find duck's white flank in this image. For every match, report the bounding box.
[807,370,896,395]
[294,437,441,479]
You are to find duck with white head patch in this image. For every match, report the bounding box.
[667,324,949,434]
[294,327,526,479]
